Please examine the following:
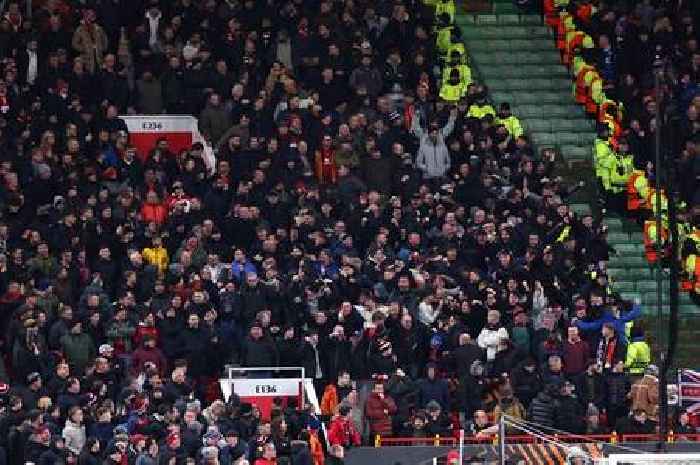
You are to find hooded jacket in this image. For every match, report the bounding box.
[62,419,86,455]
[411,113,455,179]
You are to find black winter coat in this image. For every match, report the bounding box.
[604,372,631,407]
[452,344,485,379]
[511,363,543,408]
[180,327,210,378]
[241,336,278,367]
[528,391,556,428]
[555,395,584,434]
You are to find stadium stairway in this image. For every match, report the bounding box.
[455,10,699,366]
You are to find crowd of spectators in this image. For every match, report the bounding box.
[0,0,694,465]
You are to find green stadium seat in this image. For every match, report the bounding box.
[494,3,519,13]
[498,15,522,25]
[557,133,582,146]
[617,256,648,268]
[604,218,624,229]
[515,92,570,105]
[518,106,545,119]
[626,268,654,280]
[613,243,644,255]
[642,291,671,306]
[561,146,590,161]
[637,281,661,293]
[620,292,642,303]
[613,281,636,293]
[530,132,557,147]
[551,120,585,133]
[680,304,700,314]
[607,232,629,244]
[490,92,515,104]
[524,119,553,133]
[456,15,478,25]
[521,15,543,25]
[606,268,628,280]
[570,203,591,215]
[476,15,498,25]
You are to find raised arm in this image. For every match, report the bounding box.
[441,109,458,139]
[620,303,642,323]
[411,108,424,139]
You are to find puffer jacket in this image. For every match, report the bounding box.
[604,371,631,407]
[511,363,543,408]
[555,395,584,434]
[527,391,556,427]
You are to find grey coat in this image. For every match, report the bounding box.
[412,114,455,179]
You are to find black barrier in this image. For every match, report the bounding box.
[345,442,700,465]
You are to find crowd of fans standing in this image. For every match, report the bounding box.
[0,0,694,465]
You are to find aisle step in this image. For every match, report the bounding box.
[461,26,552,39]
[491,91,573,106]
[470,50,561,65]
[487,78,574,92]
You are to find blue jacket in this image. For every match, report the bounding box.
[575,304,641,344]
[231,260,257,283]
[417,378,450,411]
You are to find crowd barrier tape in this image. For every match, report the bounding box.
[373,432,700,447]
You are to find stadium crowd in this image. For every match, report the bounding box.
[0,0,694,465]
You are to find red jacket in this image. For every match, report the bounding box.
[327,416,361,447]
[131,345,168,376]
[365,392,397,436]
[133,326,159,348]
[141,202,168,225]
[315,148,337,184]
[254,459,277,465]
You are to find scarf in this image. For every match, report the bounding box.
[597,336,617,369]
[146,12,161,47]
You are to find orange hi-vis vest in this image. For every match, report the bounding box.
[643,220,668,264]
[598,100,619,123]
[645,188,668,215]
[602,116,622,150]
[681,254,696,292]
[576,65,595,104]
[586,75,602,114]
[626,171,645,211]
[557,13,573,50]
[565,31,584,66]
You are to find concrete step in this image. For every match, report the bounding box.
[478,63,569,78]
[491,91,573,106]
[460,25,552,39]
[470,50,562,65]
[456,13,543,26]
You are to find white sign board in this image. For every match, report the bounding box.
[219,378,301,401]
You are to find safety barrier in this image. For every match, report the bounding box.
[373,432,700,447]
